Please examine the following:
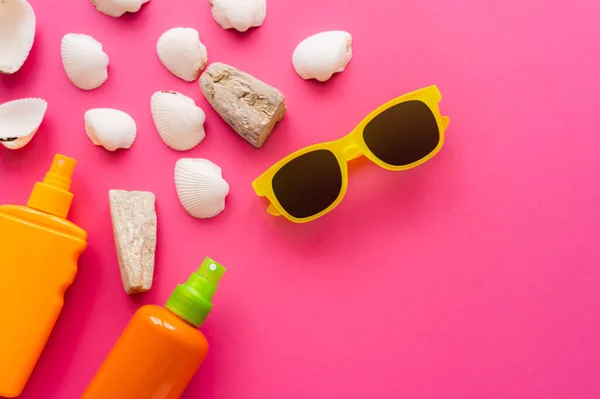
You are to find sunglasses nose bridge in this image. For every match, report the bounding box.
[344,146,362,161]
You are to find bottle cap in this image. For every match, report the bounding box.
[165,257,226,327]
[27,154,76,218]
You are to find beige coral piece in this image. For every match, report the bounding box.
[109,190,157,295]
[199,62,286,148]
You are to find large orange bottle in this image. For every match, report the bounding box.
[82,257,226,399]
[0,154,87,398]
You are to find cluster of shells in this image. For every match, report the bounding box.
[0,0,353,219]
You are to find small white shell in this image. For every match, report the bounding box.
[151,91,206,151]
[90,0,150,18]
[292,31,353,82]
[174,158,230,219]
[0,0,36,74]
[0,98,47,150]
[210,0,267,32]
[157,27,208,82]
[61,33,109,90]
[84,108,137,151]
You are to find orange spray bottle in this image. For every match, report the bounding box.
[0,154,87,398]
[82,257,226,399]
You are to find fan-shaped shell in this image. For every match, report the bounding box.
[174,158,230,219]
[0,98,47,150]
[85,108,137,151]
[0,0,36,74]
[292,31,353,82]
[210,0,267,32]
[157,27,208,82]
[151,91,206,151]
[90,0,150,18]
[61,33,109,90]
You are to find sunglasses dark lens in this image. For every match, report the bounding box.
[272,149,342,219]
[363,100,440,166]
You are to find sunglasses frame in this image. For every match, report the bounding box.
[252,85,451,223]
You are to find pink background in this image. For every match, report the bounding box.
[2,0,600,398]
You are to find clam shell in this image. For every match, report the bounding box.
[61,33,109,91]
[90,0,150,18]
[157,27,208,82]
[84,108,137,151]
[150,91,206,151]
[174,158,230,219]
[292,31,353,82]
[210,0,267,32]
[0,98,47,150]
[0,0,36,74]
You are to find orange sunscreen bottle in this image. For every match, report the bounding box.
[0,154,87,398]
[82,257,226,399]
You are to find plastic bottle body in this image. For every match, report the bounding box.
[0,205,87,398]
[82,305,209,399]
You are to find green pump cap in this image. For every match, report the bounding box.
[165,257,226,327]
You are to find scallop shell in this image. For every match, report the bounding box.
[61,33,109,90]
[84,108,137,151]
[157,27,208,82]
[150,91,206,151]
[292,31,353,82]
[210,0,267,32]
[0,98,47,150]
[90,0,150,18]
[0,0,36,74]
[174,158,230,219]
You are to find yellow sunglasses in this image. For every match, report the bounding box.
[252,85,450,223]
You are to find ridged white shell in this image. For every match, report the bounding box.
[210,0,267,32]
[61,33,109,90]
[0,98,47,150]
[157,27,208,82]
[151,91,206,151]
[292,31,353,82]
[0,0,36,74]
[84,108,137,151]
[174,158,230,219]
[90,0,150,18]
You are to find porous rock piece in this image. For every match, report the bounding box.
[109,190,157,295]
[199,62,286,148]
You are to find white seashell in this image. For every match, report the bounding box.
[174,158,230,219]
[150,91,206,151]
[0,98,47,150]
[61,33,109,91]
[84,108,137,151]
[0,0,36,74]
[157,27,208,82]
[90,0,150,18]
[210,0,267,32]
[292,31,353,82]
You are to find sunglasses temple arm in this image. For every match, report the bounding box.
[442,116,450,129]
[267,203,282,216]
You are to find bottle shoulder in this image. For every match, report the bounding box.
[0,204,87,241]
[133,305,209,350]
